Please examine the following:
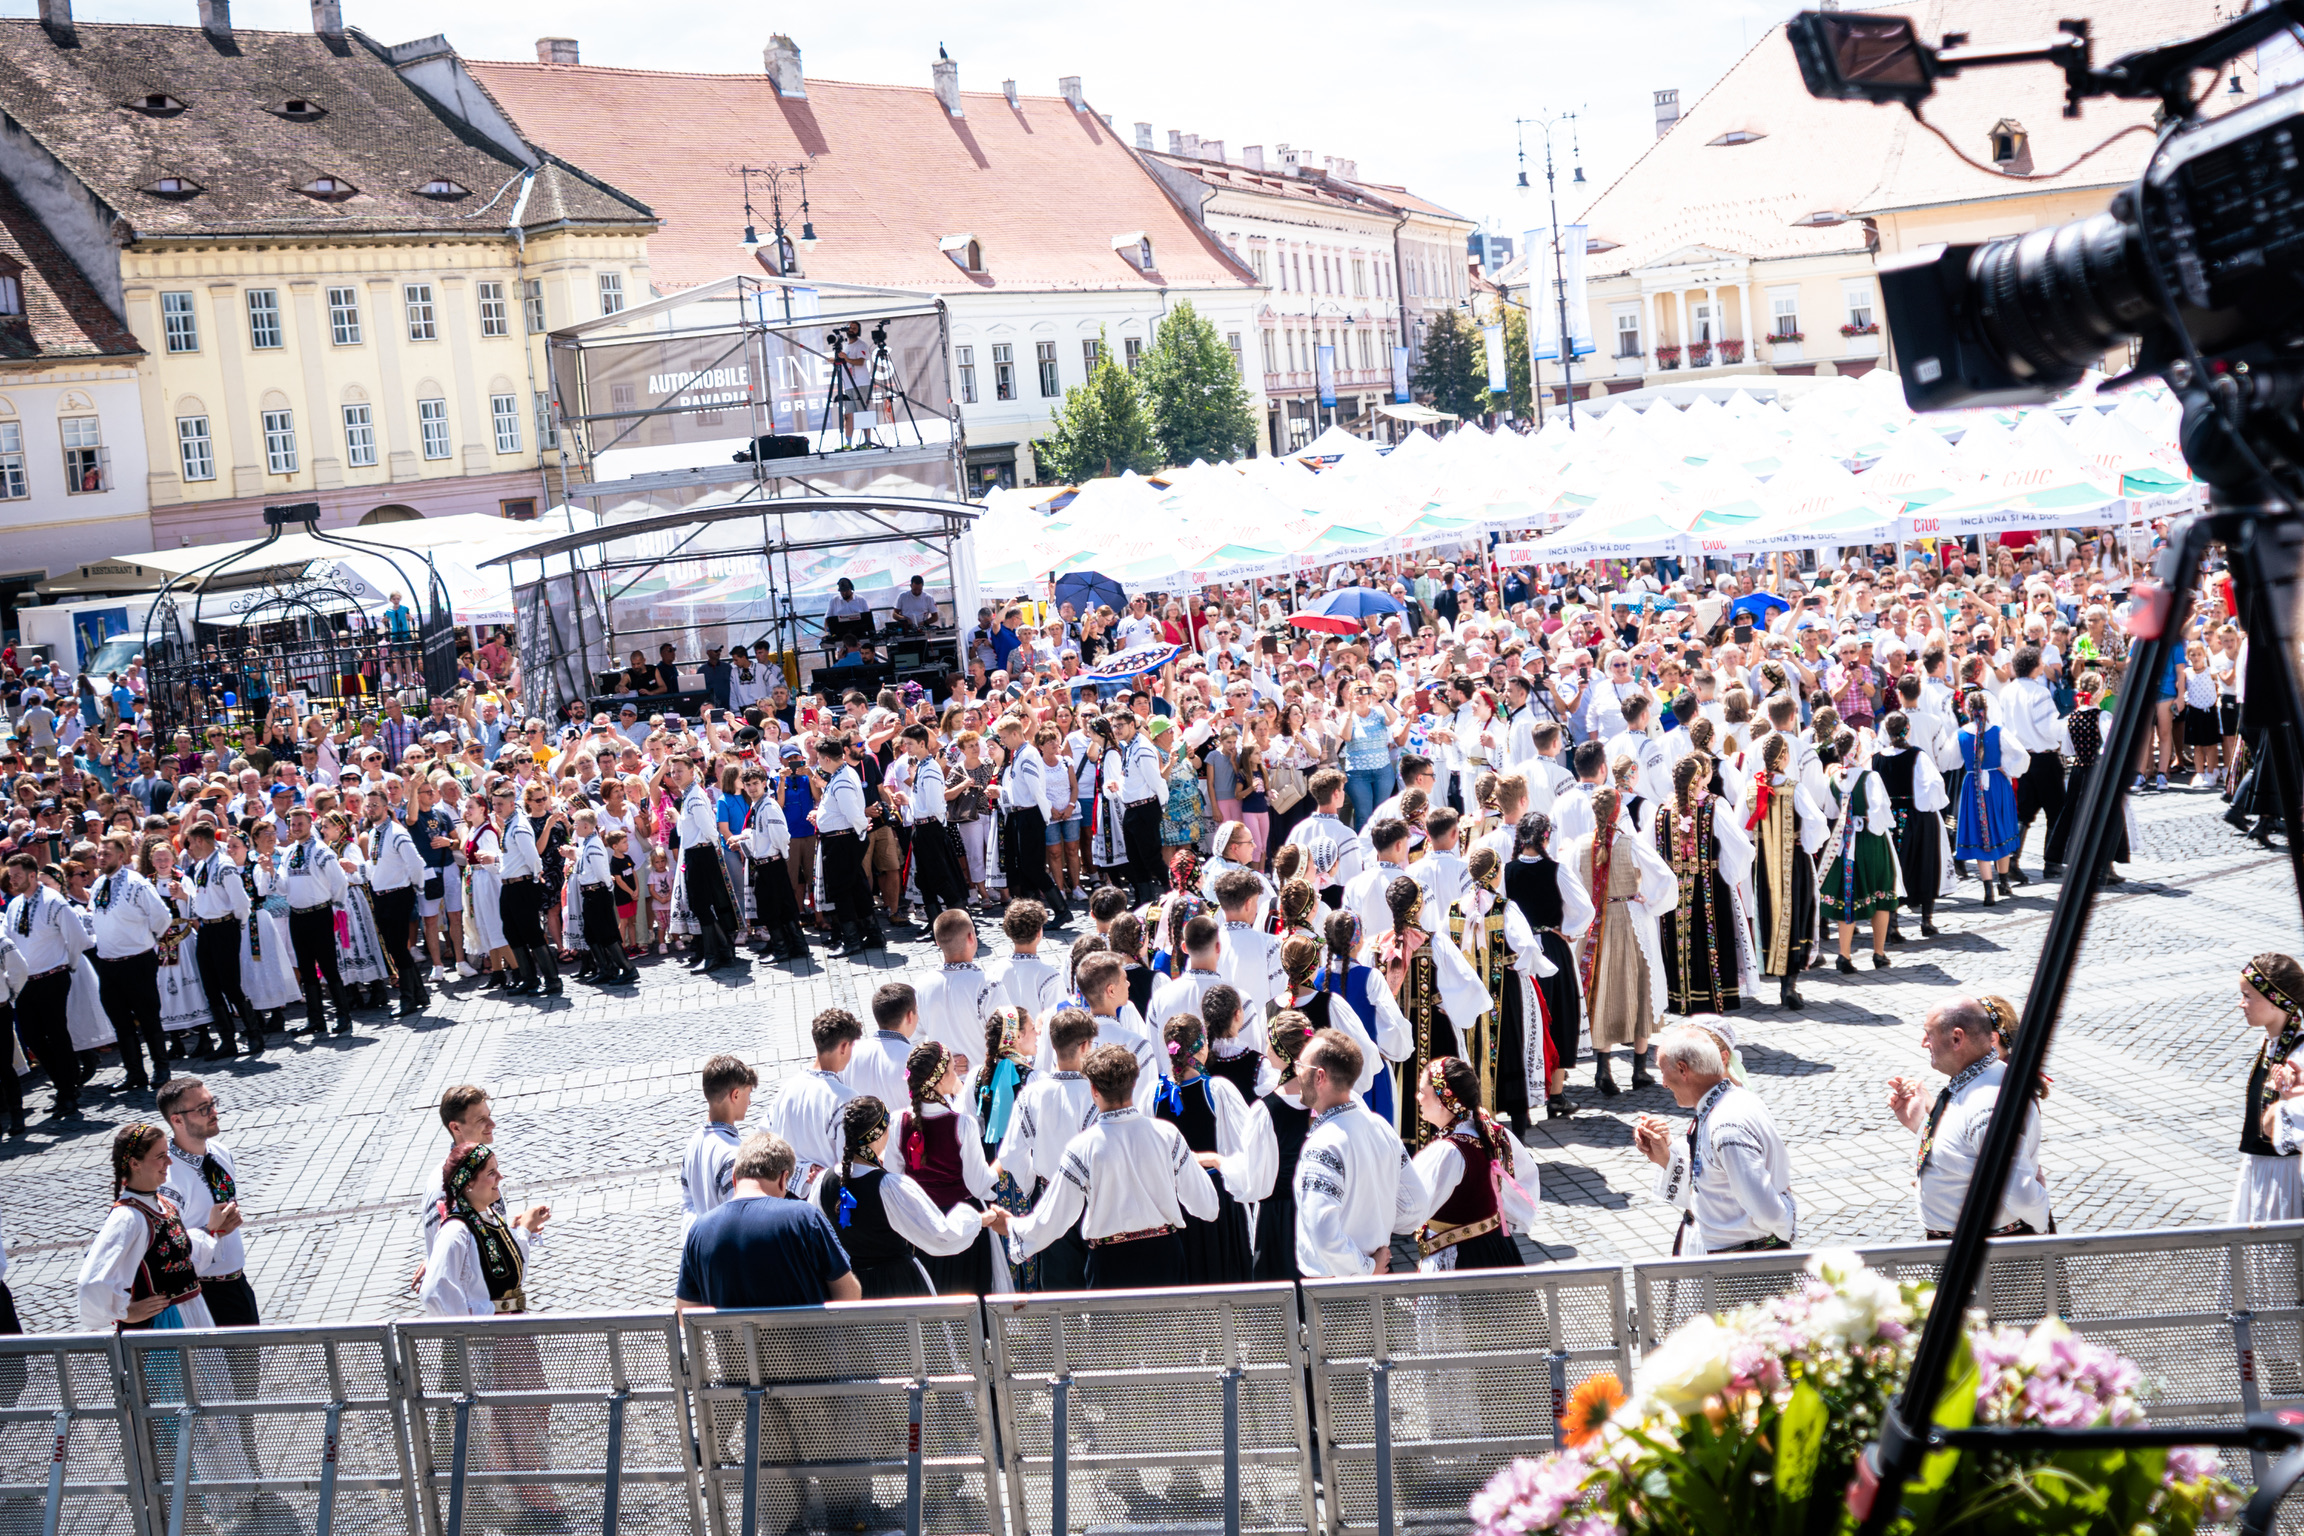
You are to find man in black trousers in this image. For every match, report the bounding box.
[183,823,260,1057]
[89,833,171,1088]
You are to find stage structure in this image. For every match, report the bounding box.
[505,275,976,718]
[140,502,459,734]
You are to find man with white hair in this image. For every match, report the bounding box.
[1632,1024,1796,1255]
[1886,996,2050,1240]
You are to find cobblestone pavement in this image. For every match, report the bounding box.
[1,787,2289,1327]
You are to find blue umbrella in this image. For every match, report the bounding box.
[1304,586,1405,620]
[1052,570,1127,617]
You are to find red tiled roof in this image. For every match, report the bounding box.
[0,182,139,364]
[467,60,1260,296]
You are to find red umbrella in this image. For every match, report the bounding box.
[1289,612,1364,635]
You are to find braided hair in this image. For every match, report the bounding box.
[1267,1009,1316,1088]
[1466,846,1500,889]
[1163,1014,1206,1081]
[1107,913,1145,962]
[111,1122,165,1200]
[1271,841,1306,886]
[1429,1056,1517,1177]
[1279,878,1317,933]
[974,1006,1031,1097]
[1513,811,1553,860]
[817,1096,894,1224]
[1473,772,1500,819]
[1762,733,1792,778]
[1385,873,1423,937]
[903,1039,951,1168]
[1281,933,1323,994]
[1883,710,1912,747]
[1673,752,1709,818]
[1687,716,1717,756]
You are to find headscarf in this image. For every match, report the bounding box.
[978,1007,1029,1144]
[1685,1013,1748,1085]
[440,1142,524,1302]
[2248,959,2304,1066]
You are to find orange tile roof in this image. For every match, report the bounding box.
[467,59,1260,296]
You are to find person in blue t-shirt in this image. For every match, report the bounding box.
[675,1132,860,1311]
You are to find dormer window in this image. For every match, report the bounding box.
[0,268,21,319]
[416,179,470,199]
[126,94,186,117]
[1137,238,1155,271]
[1707,129,1766,146]
[272,99,326,122]
[1989,119,2031,170]
[140,177,202,200]
[1109,231,1153,270]
[938,233,983,272]
[295,176,358,202]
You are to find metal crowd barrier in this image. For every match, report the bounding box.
[397,1311,702,1536]
[1302,1264,1631,1536]
[684,1298,999,1536]
[13,1221,2304,1536]
[982,1282,1313,1536]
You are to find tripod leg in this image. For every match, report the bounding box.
[2228,513,2304,897]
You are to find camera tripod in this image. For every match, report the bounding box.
[816,324,928,452]
[1858,417,2304,1532]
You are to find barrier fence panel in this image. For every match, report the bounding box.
[0,1332,152,1536]
[683,1298,999,1536]
[117,1322,414,1536]
[1301,1264,1630,1536]
[983,1282,1312,1536]
[397,1312,702,1536]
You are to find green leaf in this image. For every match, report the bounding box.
[1893,1333,1978,1534]
[1773,1381,1829,1536]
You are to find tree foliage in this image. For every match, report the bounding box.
[1138,301,1260,465]
[1411,306,1488,423]
[1031,328,1161,482]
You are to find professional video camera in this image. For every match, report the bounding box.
[1790,5,2304,495]
[1789,11,2304,1534]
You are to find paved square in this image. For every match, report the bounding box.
[3,789,2288,1327]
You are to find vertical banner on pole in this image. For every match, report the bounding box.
[1525,228,1559,363]
[1562,223,1596,358]
[1317,346,1337,408]
[1482,323,1508,395]
[1390,347,1411,404]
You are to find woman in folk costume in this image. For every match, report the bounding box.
[59,864,113,1065]
[1447,847,1553,1135]
[2232,953,2304,1222]
[1372,874,1494,1151]
[2052,670,2135,881]
[1410,1057,1540,1272]
[1653,752,1759,1017]
[821,1097,997,1300]
[1154,1014,1275,1286]
[1088,716,1131,887]
[1315,909,1409,1123]
[1748,733,1828,1012]
[1505,812,1592,1123]
[973,1006,1043,1290]
[1149,849,1207,977]
[1572,786,1677,1096]
[1274,874,1323,946]
[141,839,213,1049]
[1953,690,2027,905]
[1246,1011,1319,1281]
[1820,746,1903,974]
[462,794,512,984]
[236,820,300,1035]
[325,810,392,1008]
[883,1038,1002,1294]
[1871,710,1953,942]
[1685,718,1743,814]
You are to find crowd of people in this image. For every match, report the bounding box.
[0,519,2284,1336]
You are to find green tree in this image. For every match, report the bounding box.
[1501,304,1533,421]
[1030,328,1161,481]
[1137,300,1260,465]
[1411,306,1487,423]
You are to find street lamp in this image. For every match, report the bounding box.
[1513,111,1587,429]
[734,162,818,276]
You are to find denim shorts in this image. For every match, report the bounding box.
[1045,817,1081,844]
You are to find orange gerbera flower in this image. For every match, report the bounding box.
[1561,1371,1625,1448]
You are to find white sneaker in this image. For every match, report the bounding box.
[455,960,479,979]
[429,964,449,985]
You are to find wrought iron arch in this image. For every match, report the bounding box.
[140,502,459,737]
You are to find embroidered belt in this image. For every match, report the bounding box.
[580,882,614,893]
[290,903,334,915]
[1125,797,1161,808]
[1088,1224,1177,1247]
[1925,1221,2038,1241]
[493,1288,529,1315]
[203,1270,244,1285]
[198,916,240,926]
[26,964,70,981]
[502,875,535,884]
[1416,1213,1500,1257]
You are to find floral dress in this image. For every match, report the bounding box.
[1161,745,1209,850]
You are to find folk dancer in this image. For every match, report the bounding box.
[1154,1014,1278,1285]
[1953,692,2027,906]
[740,765,808,963]
[1573,786,1677,1095]
[995,1006,1102,1290]
[679,1056,756,1242]
[769,1012,858,1194]
[1371,875,1492,1150]
[492,786,558,996]
[900,724,970,923]
[364,791,430,1016]
[885,1039,1001,1293]
[90,834,172,1089]
[1748,734,1827,1011]
[812,737,884,958]
[1635,1024,1796,1255]
[1872,710,1952,941]
[282,808,355,1036]
[571,813,637,985]
[1411,1057,1539,1271]
[2232,955,2304,1222]
[1506,813,1593,1122]
[184,824,264,1051]
[1653,754,1758,1015]
[1294,1030,1430,1278]
[1822,751,1902,974]
[7,850,94,1113]
[672,757,743,971]
[817,1098,999,1299]
[1246,1011,1320,1281]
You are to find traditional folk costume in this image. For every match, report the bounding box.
[1747,768,1828,1007]
[77,1185,216,1330]
[905,753,970,923]
[973,1009,1043,1288]
[1572,816,1676,1075]
[1294,1099,1428,1278]
[1953,724,2026,867]
[61,892,113,1058]
[1153,1068,1275,1285]
[996,1065,1100,1290]
[1313,928,1410,1124]
[678,1120,742,1244]
[1446,867,1555,1129]
[573,833,636,985]
[2050,705,2135,872]
[1653,794,1758,1016]
[1505,839,1593,1119]
[822,1158,983,1299]
[462,823,506,963]
[1872,742,1953,934]
[1007,1106,1218,1290]
[1410,1064,1540,1272]
[1373,907,1496,1150]
[330,835,394,1003]
[1914,1040,2051,1239]
[1249,1077,1315,1281]
[1820,768,1903,926]
[152,879,214,1040]
[237,851,301,1022]
[883,1100,1001,1295]
[744,787,807,961]
[1651,1078,1798,1255]
[2234,962,2304,1223]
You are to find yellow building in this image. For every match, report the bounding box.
[0,2,655,554]
[1515,0,2226,402]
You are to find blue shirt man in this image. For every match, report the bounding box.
[674,1136,859,1310]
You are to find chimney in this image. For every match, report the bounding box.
[1168,130,1183,155]
[1002,79,1018,108]
[310,0,342,36]
[1654,88,1681,137]
[1135,122,1153,151]
[1202,139,1224,164]
[536,36,579,65]
[198,0,231,41]
[765,34,805,98]
[1242,144,1264,173]
[1179,132,1202,159]
[932,52,962,117]
[1059,75,1083,111]
[37,0,72,41]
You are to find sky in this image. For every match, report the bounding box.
[6,0,1801,236]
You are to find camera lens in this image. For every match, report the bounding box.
[1968,211,2156,385]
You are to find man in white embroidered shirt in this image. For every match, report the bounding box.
[1887,997,2050,1240]
[1295,1030,1429,1277]
[1001,1043,1216,1289]
[1997,644,2066,882]
[1635,1025,1796,1256]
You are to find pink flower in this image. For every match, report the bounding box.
[1472,1453,1590,1536]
